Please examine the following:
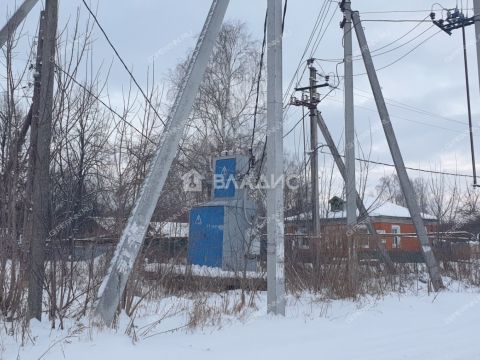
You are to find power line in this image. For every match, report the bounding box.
[361,19,432,23]
[283,0,338,126]
[360,9,447,14]
[352,87,480,131]
[310,0,337,57]
[319,148,475,178]
[80,0,166,127]
[282,0,288,32]
[283,112,309,138]
[250,9,267,154]
[283,84,339,139]
[324,94,479,135]
[349,28,442,77]
[54,63,198,170]
[366,24,435,58]
[312,15,436,65]
[366,15,431,54]
[54,62,155,145]
[253,0,288,180]
[283,0,330,108]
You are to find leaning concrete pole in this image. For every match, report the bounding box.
[266,0,286,315]
[0,0,39,49]
[94,0,230,326]
[352,11,443,291]
[316,113,395,273]
[474,0,480,106]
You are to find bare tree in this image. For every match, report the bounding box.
[170,21,263,190]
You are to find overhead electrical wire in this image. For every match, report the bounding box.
[369,29,443,74]
[283,112,309,139]
[360,19,432,23]
[361,9,447,14]
[253,0,288,180]
[286,12,438,134]
[283,0,338,138]
[326,25,441,76]
[352,87,480,131]
[319,148,475,179]
[249,9,268,154]
[323,94,480,135]
[81,0,166,127]
[309,0,337,57]
[313,16,432,63]
[283,0,330,108]
[54,62,154,146]
[282,84,339,139]
[332,28,443,78]
[54,63,199,170]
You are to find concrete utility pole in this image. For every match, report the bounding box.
[27,0,57,321]
[0,0,39,49]
[352,11,444,291]
[475,0,480,100]
[462,25,477,186]
[315,114,395,273]
[290,60,328,236]
[308,60,321,236]
[266,0,285,316]
[94,0,230,326]
[431,8,478,186]
[341,0,356,229]
[24,9,45,321]
[473,0,480,187]
[341,0,357,288]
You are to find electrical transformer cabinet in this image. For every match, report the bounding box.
[188,154,258,271]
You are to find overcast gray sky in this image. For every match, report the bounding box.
[2,0,480,193]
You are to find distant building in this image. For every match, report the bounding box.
[91,217,189,262]
[286,197,438,253]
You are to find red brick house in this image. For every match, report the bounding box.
[286,197,438,253]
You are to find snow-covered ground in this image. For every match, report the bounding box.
[2,281,479,360]
[144,263,265,279]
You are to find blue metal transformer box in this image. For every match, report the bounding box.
[211,154,250,200]
[188,154,257,271]
[188,201,257,271]
[188,206,224,268]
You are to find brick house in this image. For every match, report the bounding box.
[286,197,438,253]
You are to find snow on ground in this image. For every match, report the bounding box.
[2,282,480,360]
[144,263,265,279]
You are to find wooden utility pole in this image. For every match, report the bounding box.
[266,0,286,316]
[0,0,40,49]
[26,0,57,321]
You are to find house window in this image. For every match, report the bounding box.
[299,236,310,250]
[376,229,387,245]
[392,225,401,248]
